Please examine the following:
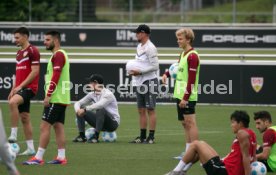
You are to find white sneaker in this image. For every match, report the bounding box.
[18,149,36,156]
[8,135,17,143]
[173,151,185,160]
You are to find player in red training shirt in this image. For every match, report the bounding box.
[8,27,40,156]
[23,30,70,165]
[254,111,276,172]
[165,110,257,175]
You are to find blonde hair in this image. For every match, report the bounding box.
[175,28,195,44]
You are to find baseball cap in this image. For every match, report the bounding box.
[87,74,104,84]
[132,24,151,34]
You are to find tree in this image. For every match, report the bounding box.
[0,0,78,22]
[31,0,78,22]
[0,0,29,21]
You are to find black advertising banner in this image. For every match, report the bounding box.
[194,29,276,48]
[1,60,275,104]
[1,27,276,48]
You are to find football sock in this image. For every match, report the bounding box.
[57,149,65,159]
[79,132,85,138]
[10,127,18,138]
[26,140,34,150]
[35,147,45,160]
[149,130,155,138]
[140,129,147,139]
[173,160,186,171]
[185,143,190,152]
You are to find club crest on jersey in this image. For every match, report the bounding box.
[251,77,263,93]
[23,51,28,57]
[79,33,87,42]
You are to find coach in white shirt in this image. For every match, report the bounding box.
[128,24,159,144]
[73,74,120,143]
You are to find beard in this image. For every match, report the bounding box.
[260,127,267,133]
[46,43,55,51]
[15,42,21,47]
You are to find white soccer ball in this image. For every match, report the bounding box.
[101,131,117,142]
[126,60,150,74]
[0,144,16,163]
[169,62,179,79]
[251,161,267,175]
[9,143,20,154]
[8,144,17,161]
[85,127,96,140]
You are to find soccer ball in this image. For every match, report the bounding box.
[9,143,20,154]
[168,62,179,79]
[0,143,16,163]
[251,161,267,175]
[85,127,96,140]
[8,144,17,160]
[101,131,117,142]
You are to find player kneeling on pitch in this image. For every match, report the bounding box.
[165,110,257,175]
[73,74,120,143]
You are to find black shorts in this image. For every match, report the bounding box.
[136,78,158,109]
[176,99,196,121]
[16,88,35,113]
[42,104,67,125]
[203,156,228,175]
[256,146,273,172]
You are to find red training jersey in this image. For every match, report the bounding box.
[223,128,256,175]
[15,44,40,94]
[263,128,276,148]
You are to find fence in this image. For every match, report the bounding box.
[0,0,275,23]
[0,52,276,60]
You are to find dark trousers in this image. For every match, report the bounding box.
[76,108,118,132]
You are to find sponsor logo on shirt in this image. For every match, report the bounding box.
[16,66,27,70]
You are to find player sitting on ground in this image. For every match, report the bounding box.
[165,110,257,175]
[254,111,276,172]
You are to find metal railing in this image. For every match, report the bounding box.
[0,52,276,59]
